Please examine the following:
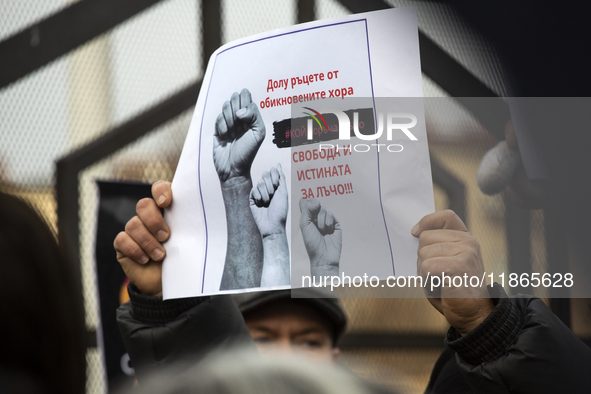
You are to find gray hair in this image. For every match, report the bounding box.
[131,349,388,394]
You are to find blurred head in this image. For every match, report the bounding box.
[133,349,385,394]
[0,192,86,394]
[233,290,347,363]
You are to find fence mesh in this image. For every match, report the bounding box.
[2,1,587,393]
[1,1,199,392]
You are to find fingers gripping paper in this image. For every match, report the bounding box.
[163,7,434,299]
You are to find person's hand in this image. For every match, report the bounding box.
[250,164,288,238]
[299,199,342,277]
[477,120,547,209]
[213,89,266,184]
[113,181,172,296]
[504,122,548,209]
[412,210,494,335]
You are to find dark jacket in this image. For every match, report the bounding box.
[426,286,591,393]
[117,284,591,393]
[116,288,255,382]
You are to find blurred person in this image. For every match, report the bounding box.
[476,121,545,207]
[440,0,591,198]
[441,0,591,295]
[0,192,86,394]
[120,348,391,394]
[116,182,591,393]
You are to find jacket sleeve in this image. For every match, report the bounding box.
[446,284,591,393]
[116,284,255,381]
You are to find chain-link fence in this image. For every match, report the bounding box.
[2,1,588,393]
[2,1,200,392]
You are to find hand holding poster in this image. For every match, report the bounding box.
[162,7,434,299]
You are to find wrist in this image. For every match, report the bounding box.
[310,262,339,278]
[221,176,253,209]
[261,228,287,240]
[133,282,162,297]
[220,175,251,190]
[445,285,523,365]
[455,298,495,336]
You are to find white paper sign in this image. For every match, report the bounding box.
[163,7,434,299]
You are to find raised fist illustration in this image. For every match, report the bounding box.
[213,88,266,183]
[299,199,342,277]
[250,164,288,238]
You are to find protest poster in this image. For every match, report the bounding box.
[162,7,434,299]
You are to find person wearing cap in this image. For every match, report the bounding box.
[234,289,347,360]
